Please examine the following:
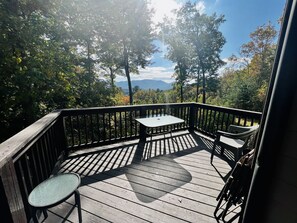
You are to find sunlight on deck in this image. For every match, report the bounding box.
[44,131,237,223]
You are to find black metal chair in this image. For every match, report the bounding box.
[214,149,255,222]
[210,125,259,164]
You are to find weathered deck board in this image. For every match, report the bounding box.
[44,131,239,223]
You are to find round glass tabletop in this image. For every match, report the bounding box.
[28,173,81,208]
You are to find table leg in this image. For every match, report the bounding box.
[75,190,82,223]
[31,208,38,223]
[43,209,48,219]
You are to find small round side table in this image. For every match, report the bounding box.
[28,173,82,223]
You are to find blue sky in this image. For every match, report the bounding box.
[115,0,287,83]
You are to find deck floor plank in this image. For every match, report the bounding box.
[43,132,240,223]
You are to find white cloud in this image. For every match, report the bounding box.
[148,0,205,25]
[148,0,181,25]
[115,66,175,83]
[217,56,251,75]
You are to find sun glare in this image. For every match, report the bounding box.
[149,0,205,25]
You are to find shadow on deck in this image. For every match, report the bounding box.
[43,131,238,223]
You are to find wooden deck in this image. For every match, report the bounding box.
[43,131,238,223]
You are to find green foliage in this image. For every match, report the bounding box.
[211,22,278,111]
[0,0,114,142]
[0,0,278,143]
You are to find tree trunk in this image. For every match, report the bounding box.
[109,67,115,95]
[124,45,133,105]
[196,71,200,103]
[202,70,206,104]
[180,83,184,102]
[87,40,91,87]
[178,67,184,102]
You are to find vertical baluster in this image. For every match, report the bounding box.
[221,112,226,131]
[52,126,59,160]
[108,112,111,140]
[216,111,221,132]
[30,147,40,186]
[211,110,217,134]
[103,113,106,141]
[114,112,117,139]
[44,133,54,169]
[244,117,247,126]
[35,143,45,181]
[47,127,56,161]
[130,111,133,137]
[202,109,207,130]
[226,113,230,131]
[206,110,212,132]
[251,118,254,126]
[231,114,236,126]
[40,138,51,176]
[182,107,185,128]
[201,108,205,131]
[84,114,88,145]
[237,116,241,125]
[90,114,94,144]
[199,107,203,129]
[119,111,122,139]
[125,111,128,138]
[24,153,34,193]
[96,113,100,142]
[134,110,138,136]
[69,116,74,148]
[76,115,81,146]
[186,106,188,128]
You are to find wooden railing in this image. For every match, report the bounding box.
[0,111,66,222]
[61,103,192,150]
[0,103,261,222]
[194,104,262,137]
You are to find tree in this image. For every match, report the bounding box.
[176,2,226,103]
[0,0,114,142]
[0,0,80,138]
[102,0,157,105]
[160,17,192,102]
[220,22,278,111]
[240,22,277,84]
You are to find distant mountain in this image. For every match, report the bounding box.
[115,79,173,91]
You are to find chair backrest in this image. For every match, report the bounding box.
[228,125,259,137]
[229,125,259,149]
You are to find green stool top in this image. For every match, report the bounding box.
[28,173,81,208]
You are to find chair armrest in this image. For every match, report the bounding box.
[216,125,259,141]
[216,130,242,139]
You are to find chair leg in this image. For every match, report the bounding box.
[75,190,82,223]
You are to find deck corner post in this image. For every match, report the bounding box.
[0,159,27,223]
[59,113,69,158]
[139,107,147,142]
[189,103,196,133]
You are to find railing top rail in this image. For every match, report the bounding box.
[61,103,196,115]
[195,103,262,116]
[0,111,61,169]
[60,103,261,115]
